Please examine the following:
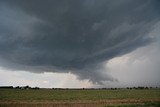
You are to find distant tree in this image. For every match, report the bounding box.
[0,86,13,89]
[15,86,20,89]
[20,85,31,89]
[133,87,137,89]
[145,87,149,89]
[32,87,39,90]
[126,87,130,89]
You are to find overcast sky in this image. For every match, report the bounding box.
[0,0,160,88]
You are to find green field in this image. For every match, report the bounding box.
[0,88,160,107]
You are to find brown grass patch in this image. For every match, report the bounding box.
[0,99,160,107]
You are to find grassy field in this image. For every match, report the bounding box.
[0,88,160,107]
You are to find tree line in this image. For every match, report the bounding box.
[0,86,159,90]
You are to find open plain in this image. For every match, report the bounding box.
[0,88,160,107]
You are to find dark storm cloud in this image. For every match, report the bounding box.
[0,0,160,83]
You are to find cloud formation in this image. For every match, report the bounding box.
[0,0,160,84]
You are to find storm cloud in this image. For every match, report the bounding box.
[0,0,160,84]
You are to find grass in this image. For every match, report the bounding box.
[0,89,160,101]
[0,88,160,107]
[105,102,160,107]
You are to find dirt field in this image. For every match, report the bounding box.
[0,99,160,107]
[0,88,160,107]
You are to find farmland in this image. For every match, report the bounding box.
[0,88,160,107]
